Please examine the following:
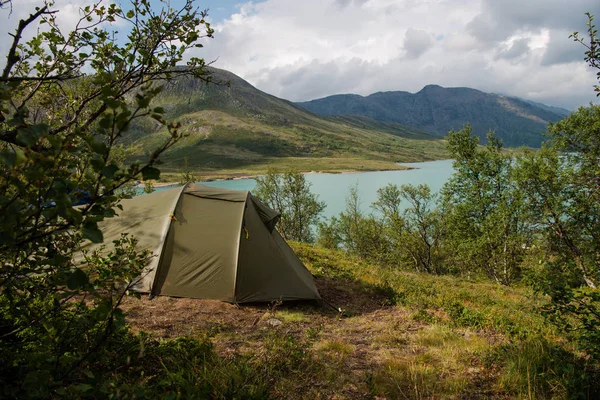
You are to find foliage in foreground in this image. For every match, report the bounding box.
[11,241,591,399]
[0,0,213,395]
[2,327,317,399]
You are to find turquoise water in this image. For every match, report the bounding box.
[152,159,455,219]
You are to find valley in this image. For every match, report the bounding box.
[125,67,448,178]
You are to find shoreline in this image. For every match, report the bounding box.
[139,164,420,188]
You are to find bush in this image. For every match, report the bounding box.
[254,169,325,243]
[0,0,214,395]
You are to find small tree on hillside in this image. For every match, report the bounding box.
[144,180,156,193]
[442,126,528,284]
[179,156,197,185]
[254,169,325,243]
[374,184,446,274]
[318,185,389,262]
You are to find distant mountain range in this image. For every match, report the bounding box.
[125,68,447,174]
[296,85,569,147]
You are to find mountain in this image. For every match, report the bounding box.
[296,85,568,147]
[516,98,571,117]
[126,68,447,176]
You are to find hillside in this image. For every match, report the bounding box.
[296,85,567,147]
[125,68,447,177]
[122,242,597,398]
[518,98,571,116]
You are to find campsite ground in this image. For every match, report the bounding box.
[123,243,597,399]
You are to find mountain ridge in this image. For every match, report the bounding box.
[296,85,567,147]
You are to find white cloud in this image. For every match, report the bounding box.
[496,38,530,61]
[403,28,432,59]
[188,0,599,109]
[4,0,599,109]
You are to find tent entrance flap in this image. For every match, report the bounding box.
[234,196,321,303]
[151,193,245,301]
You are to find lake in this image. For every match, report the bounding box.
[152,159,455,219]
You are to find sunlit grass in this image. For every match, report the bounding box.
[124,242,598,398]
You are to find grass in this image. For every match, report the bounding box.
[275,309,308,323]
[121,243,599,399]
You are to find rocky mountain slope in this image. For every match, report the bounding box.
[296,85,568,147]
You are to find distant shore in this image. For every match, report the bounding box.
[137,164,418,189]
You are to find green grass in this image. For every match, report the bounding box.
[291,243,599,399]
[117,242,599,398]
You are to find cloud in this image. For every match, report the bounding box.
[403,28,432,59]
[3,0,599,110]
[334,0,369,8]
[467,0,600,45]
[496,38,530,61]
[542,30,587,66]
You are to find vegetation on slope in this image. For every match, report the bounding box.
[124,68,448,176]
[117,243,599,399]
[2,0,599,397]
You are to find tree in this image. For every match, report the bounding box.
[442,126,528,284]
[374,184,446,274]
[0,0,214,394]
[518,13,600,359]
[178,155,197,185]
[144,179,156,193]
[254,169,325,243]
[318,184,389,262]
[513,13,600,354]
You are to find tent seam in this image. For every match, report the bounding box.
[148,183,188,296]
[231,192,248,303]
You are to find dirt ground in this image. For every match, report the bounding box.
[123,278,501,398]
[122,275,403,346]
[122,275,434,397]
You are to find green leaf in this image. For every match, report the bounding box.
[90,138,108,154]
[16,129,40,146]
[91,158,105,171]
[83,220,104,243]
[141,166,160,180]
[67,268,89,290]
[135,94,150,108]
[77,383,93,393]
[102,164,119,179]
[105,98,120,109]
[0,149,16,166]
[126,9,134,18]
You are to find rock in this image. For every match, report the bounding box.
[265,318,282,327]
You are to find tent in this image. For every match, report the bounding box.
[95,183,321,303]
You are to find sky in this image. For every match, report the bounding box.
[4,0,600,109]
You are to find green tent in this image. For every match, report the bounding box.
[95,183,321,303]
